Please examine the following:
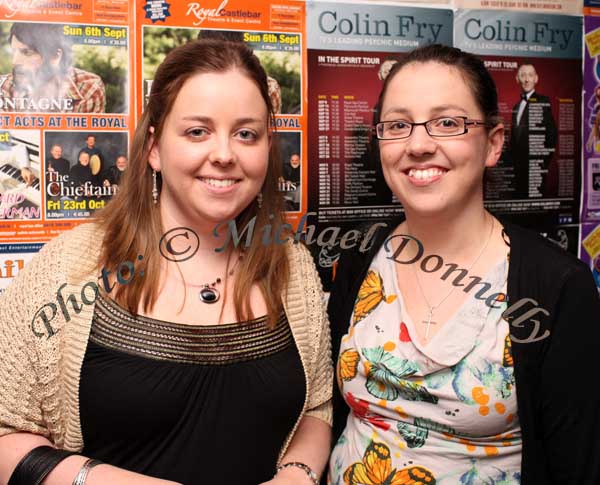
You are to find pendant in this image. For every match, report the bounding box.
[199,286,220,304]
[423,308,437,340]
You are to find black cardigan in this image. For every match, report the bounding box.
[327,217,600,484]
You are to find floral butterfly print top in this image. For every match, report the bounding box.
[329,247,522,485]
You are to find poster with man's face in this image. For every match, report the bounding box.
[0,22,129,114]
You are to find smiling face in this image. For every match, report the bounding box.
[290,154,300,168]
[516,64,538,93]
[116,155,128,171]
[50,144,62,159]
[378,61,503,218]
[148,69,270,227]
[78,152,90,166]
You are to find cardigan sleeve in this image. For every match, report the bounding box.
[0,234,68,439]
[304,290,333,426]
[539,263,600,483]
[295,244,333,426]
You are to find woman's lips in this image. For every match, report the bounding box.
[198,177,240,193]
[406,167,447,186]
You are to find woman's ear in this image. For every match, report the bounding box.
[147,126,161,171]
[484,123,505,168]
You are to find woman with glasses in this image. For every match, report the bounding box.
[327,44,600,484]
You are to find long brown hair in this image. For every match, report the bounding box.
[95,39,289,327]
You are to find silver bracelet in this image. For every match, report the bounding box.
[72,458,102,485]
[276,462,318,485]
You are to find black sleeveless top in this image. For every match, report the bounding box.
[80,292,305,485]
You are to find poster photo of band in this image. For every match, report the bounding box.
[43,131,128,219]
[0,21,129,114]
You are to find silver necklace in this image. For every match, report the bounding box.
[407,214,495,340]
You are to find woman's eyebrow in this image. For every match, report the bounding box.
[179,115,263,124]
[382,104,469,119]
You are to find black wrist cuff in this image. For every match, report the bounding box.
[8,445,75,485]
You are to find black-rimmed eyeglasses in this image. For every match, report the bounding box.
[375,116,489,140]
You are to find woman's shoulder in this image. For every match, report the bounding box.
[5,221,105,293]
[505,222,588,277]
[285,240,323,290]
[36,221,105,267]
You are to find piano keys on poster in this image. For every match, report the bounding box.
[0,130,41,220]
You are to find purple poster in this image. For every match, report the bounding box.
[583,16,600,222]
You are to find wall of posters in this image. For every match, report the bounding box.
[0,2,133,244]
[583,15,600,222]
[455,10,582,230]
[136,0,307,226]
[0,0,593,292]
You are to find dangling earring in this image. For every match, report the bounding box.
[256,192,263,209]
[152,170,159,205]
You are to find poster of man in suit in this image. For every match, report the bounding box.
[509,63,557,198]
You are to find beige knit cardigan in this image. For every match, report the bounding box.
[0,222,333,461]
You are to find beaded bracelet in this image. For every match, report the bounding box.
[275,462,318,485]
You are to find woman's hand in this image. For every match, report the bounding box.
[259,465,315,485]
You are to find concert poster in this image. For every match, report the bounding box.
[306,1,453,284]
[136,0,307,225]
[581,222,600,293]
[0,241,42,295]
[0,2,134,243]
[44,130,128,219]
[455,10,582,233]
[583,14,600,222]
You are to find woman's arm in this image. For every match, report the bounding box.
[0,234,180,485]
[262,416,331,484]
[265,244,333,484]
[539,264,600,483]
[0,433,181,485]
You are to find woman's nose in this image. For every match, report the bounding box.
[404,125,437,157]
[208,135,234,165]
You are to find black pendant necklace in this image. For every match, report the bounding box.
[190,252,243,304]
[199,278,222,304]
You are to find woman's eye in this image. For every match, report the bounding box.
[390,121,408,130]
[237,130,257,141]
[438,118,459,127]
[187,128,207,138]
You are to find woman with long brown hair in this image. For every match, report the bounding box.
[0,39,332,485]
